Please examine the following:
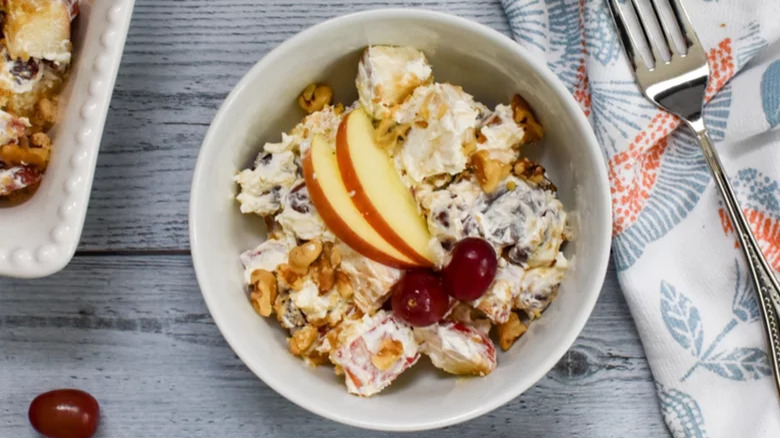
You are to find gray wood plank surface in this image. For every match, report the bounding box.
[0,0,670,436]
[0,257,667,437]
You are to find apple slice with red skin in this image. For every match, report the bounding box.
[336,108,435,267]
[303,135,422,268]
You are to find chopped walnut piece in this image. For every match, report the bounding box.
[301,242,337,293]
[289,239,323,275]
[436,103,448,120]
[311,254,336,293]
[305,350,331,366]
[277,263,304,291]
[35,98,58,126]
[370,338,404,371]
[30,132,51,149]
[273,293,305,329]
[510,94,544,142]
[0,142,49,168]
[249,269,277,317]
[375,118,410,151]
[471,150,511,193]
[463,139,477,156]
[289,325,318,356]
[316,267,335,292]
[324,323,345,352]
[497,312,527,351]
[297,83,333,114]
[329,245,342,268]
[335,271,353,299]
[513,157,556,191]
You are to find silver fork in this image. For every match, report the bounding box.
[607,0,780,396]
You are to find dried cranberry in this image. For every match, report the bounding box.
[9,57,40,83]
[435,210,450,228]
[506,245,529,265]
[288,183,311,214]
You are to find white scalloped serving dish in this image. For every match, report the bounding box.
[0,0,134,278]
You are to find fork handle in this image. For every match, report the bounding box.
[688,117,780,395]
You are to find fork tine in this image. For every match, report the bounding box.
[631,0,667,66]
[647,0,680,56]
[607,0,651,70]
[666,0,704,51]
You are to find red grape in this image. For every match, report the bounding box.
[29,389,99,438]
[442,238,498,301]
[391,270,449,326]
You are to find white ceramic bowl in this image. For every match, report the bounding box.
[190,9,611,431]
[0,0,135,278]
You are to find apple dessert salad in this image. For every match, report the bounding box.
[234,45,571,396]
[0,0,79,200]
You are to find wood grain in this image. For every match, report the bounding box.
[0,0,669,436]
[0,256,667,437]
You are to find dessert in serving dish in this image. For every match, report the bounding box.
[0,0,78,200]
[0,0,134,279]
[190,9,610,430]
[234,45,570,397]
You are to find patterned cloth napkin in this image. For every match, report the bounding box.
[500,0,780,435]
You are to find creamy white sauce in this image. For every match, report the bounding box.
[477,104,525,164]
[356,46,433,119]
[234,150,298,216]
[239,237,295,285]
[393,83,485,183]
[275,180,335,241]
[290,279,347,325]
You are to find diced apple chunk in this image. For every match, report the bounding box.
[336,243,403,315]
[329,311,420,396]
[0,165,41,196]
[239,237,294,285]
[0,109,30,146]
[392,83,484,183]
[4,0,71,63]
[414,321,496,376]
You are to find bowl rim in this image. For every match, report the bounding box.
[190,8,612,431]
